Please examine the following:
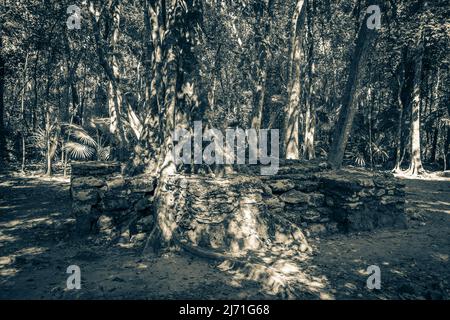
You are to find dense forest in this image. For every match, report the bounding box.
[0,0,449,176]
[1,0,450,301]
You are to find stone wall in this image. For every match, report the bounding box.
[319,169,407,232]
[70,161,407,247]
[70,162,156,242]
[262,165,407,236]
[157,175,309,255]
[261,161,336,237]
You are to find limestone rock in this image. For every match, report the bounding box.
[72,204,92,216]
[301,210,321,223]
[307,223,327,235]
[128,175,155,193]
[136,215,154,232]
[134,197,153,212]
[72,189,98,204]
[264,197,285,211]
[107,176,127,190]
[71,177,106,189]
[280,190,310,204]
[71,161,121,177]
[100,197,130,211]
[97,215,114,234]
[267,180,295,193]
[307,193,325,207]
[294,180,320,192]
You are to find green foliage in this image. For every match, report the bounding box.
[62,124,110,161]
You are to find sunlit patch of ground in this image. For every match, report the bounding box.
[394,170,450,182]
[215,245,331,299]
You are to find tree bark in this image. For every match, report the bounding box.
[0,28,6,167]
[89,1,126,156]
[429,69,441,164]
[328,0,378,169]
[393,48,408,172]
[250,0,271,131]
[445,125,450,171]
[145,0,206,254]
[303,8,315,160]
[407,36,425,176]
[284,0,306,159]
[20,53,30,173]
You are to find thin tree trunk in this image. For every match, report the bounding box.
[444,126,450,171]
[284,0,306,159]
[328,0,379,169]
[368,91,374,169]
[20,53,30,173]
[303,9,315,160]
[32,51,39,132]
[0,28,6,167]
[407,36,425,176]
[250,0,271,131]
[429,69,441,163]
[393,48,408,172]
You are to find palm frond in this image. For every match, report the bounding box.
[69,128,98,147]
[97,145,111,161]
[30,128,48,150]
[64,142,96,160]
[354,154,366,167]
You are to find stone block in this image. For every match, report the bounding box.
[267,180,295,193]
[280,190,310,204]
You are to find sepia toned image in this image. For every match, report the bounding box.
[0,0,449,304]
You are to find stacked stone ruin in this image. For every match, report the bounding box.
[70,162,156,242]
[262,163,407,236]
[70,161,407,253]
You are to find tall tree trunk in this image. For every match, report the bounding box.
[328,0,379,169]
[368,90,374,169]
[109,4,125,147]
[250,0,271,131]
[429,69,441,163]
[284,0,306,159]
[303,8,315,160]
[45,108,52,176]
[393,47,408,172]
[145,0,205,254]
[407,36,425,176]
[44,51,54,177]
[32,51,39,131]
[89,1,126,157]
[142,0,166,159]
[445,125,450,171]
[158,37,179,178]
[0,28,6,168]
[144,0,182,254]
[20,53,30,173]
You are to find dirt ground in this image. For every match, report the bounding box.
[0,172,449,300]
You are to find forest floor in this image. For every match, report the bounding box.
[0,171,449,300]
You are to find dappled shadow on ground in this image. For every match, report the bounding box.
[0,174,449,299]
